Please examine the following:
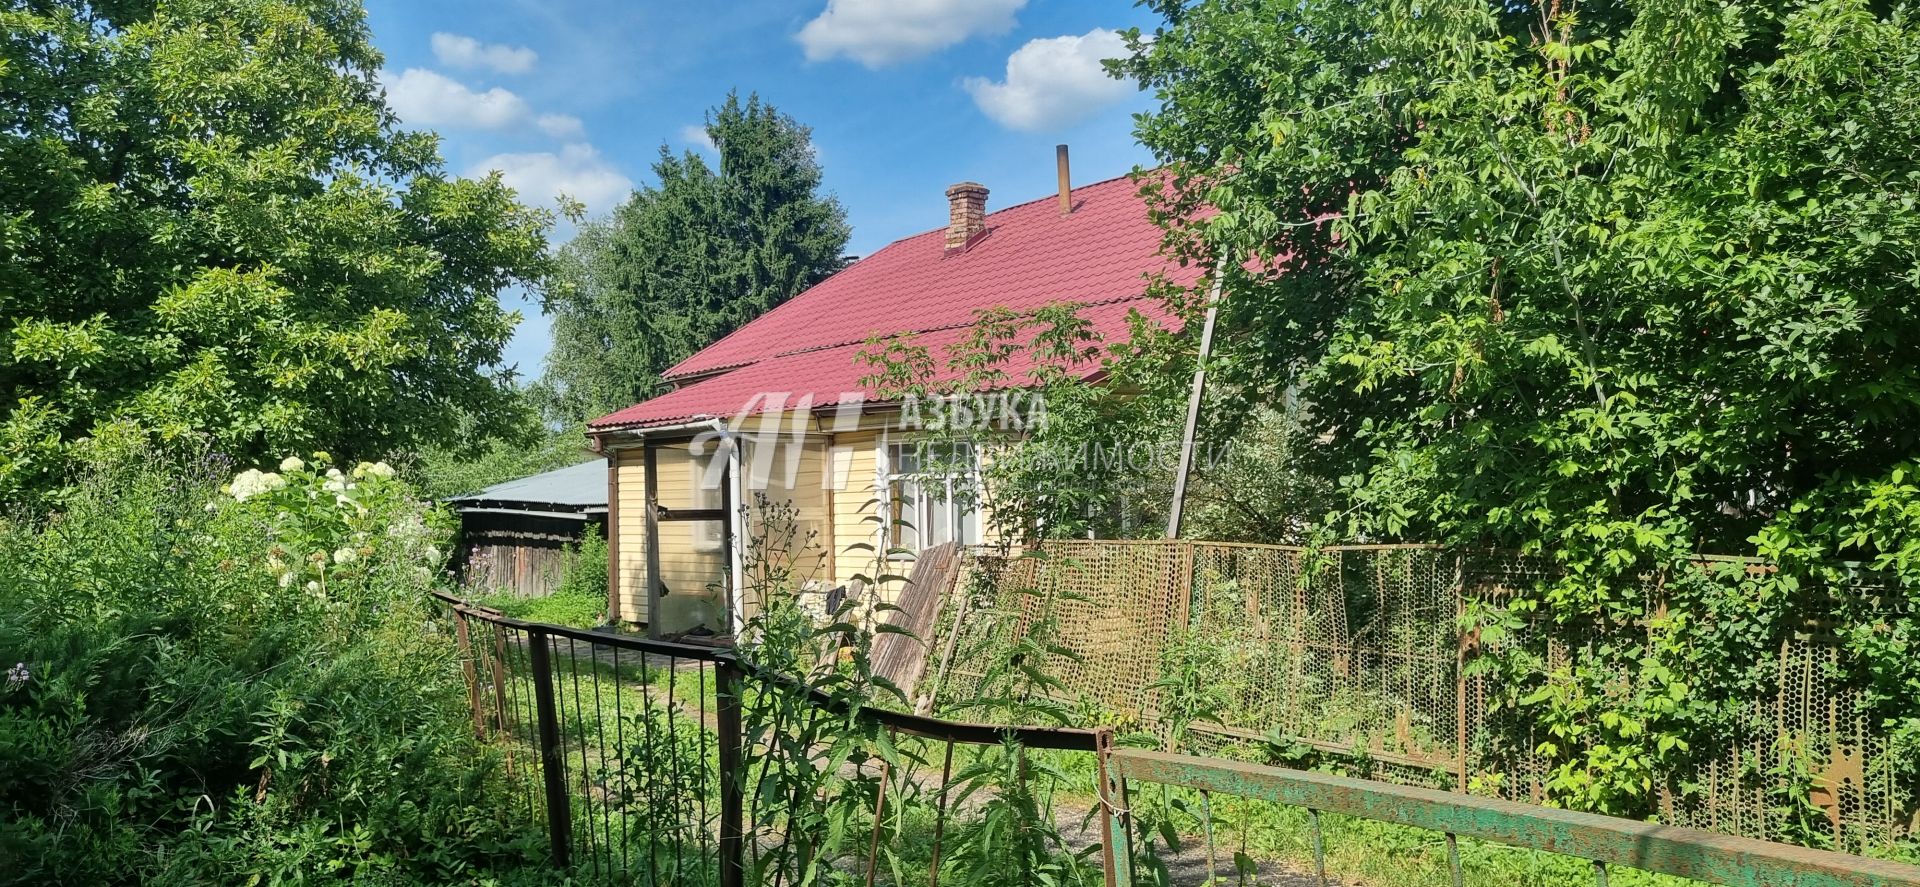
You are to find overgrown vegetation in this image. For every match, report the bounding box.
[0,0,558,500]
[0,448,546,883]
[858,304,1335,543]
[845,0,1920,850]
[1113,0,1920,821]
[696,492,1106,887]
[412,406,593,501]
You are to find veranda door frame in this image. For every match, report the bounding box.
[641,439,735,640]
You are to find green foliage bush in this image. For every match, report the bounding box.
[557,531,612,605]
[1103,0,1920,822]
[411,411,593,502]
[858,305,1336,544]
[0,450,543,883]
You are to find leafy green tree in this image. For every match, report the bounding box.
[410,403,593,500]
[0,0,555,496]
[855,300,1336,545]
[1121,0,1920,814]
[541,92,850,424]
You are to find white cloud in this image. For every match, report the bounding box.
[797,0,1024,67]
[538,113,586,139]
[678,124,717,152]
[384,68,530,131]
[963,28,1134,131]
[469,143,634,215]
[431,32,538,74]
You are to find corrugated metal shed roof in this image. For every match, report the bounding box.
[449,460,606,511]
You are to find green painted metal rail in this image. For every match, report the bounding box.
[1108,748,1920,887]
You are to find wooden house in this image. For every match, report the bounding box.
[586,165,1199,638]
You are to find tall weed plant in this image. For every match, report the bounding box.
[0,448,541,884]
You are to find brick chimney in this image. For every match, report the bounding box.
[945,182,988,251]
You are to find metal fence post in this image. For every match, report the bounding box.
[717,658,746,887]
[1096,728,1134,887]
[526,630,573,868]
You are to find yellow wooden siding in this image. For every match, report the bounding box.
[612,449,649,624]
[738,437,832,617]
[827,431,886,592]
[608,419,1024,627]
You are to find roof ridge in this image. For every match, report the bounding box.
[862,168,1151,252]
[665,292,1166,380]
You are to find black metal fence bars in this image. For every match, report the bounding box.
[437,592,1116,886]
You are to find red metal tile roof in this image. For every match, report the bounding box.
[589,299,1174,429]
[590,173,1199,431]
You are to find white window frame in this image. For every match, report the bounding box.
[879,438,981,559]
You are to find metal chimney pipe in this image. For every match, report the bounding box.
[1056,144,1072,214]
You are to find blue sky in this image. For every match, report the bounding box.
[363,0,1165,376]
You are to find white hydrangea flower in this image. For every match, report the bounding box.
[279,456,305,472]
[388,514,428,542]
[228,469,287,502]
[368,461,395,479]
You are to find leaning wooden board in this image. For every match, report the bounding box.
[869,541,960,699]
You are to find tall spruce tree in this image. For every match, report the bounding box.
[540,93,850,424]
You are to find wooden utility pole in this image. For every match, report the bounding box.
[1166,276,1224,539]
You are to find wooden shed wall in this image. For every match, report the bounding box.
[457,511,600,599]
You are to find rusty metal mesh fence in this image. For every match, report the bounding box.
[921,540,1917,852]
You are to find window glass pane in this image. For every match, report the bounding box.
[958,484,979,545]
[890,477,919,553]
[886,439,984,555]
[691,451,724,509]
[924,484,951,548]
[654,520,728,636]
[889,443,919,475]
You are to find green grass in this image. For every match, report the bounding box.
[979,745,1712,887]
[480,641,1731,887]
[1144,791,1708,887]
[476,587,609,628]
